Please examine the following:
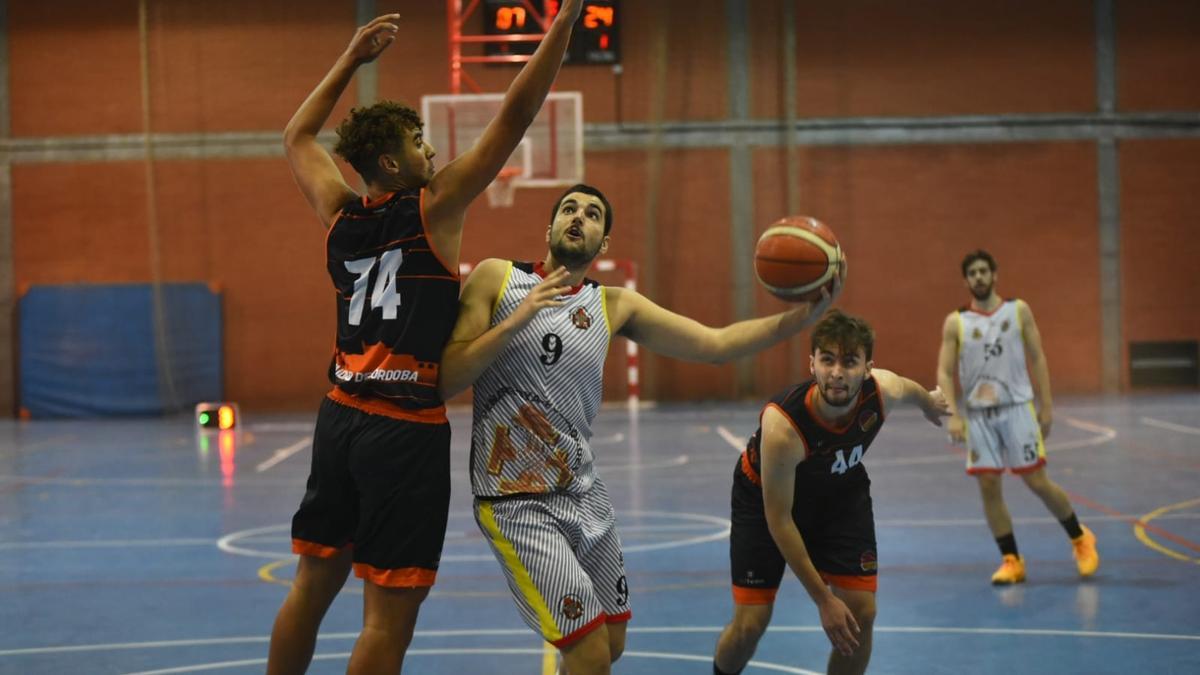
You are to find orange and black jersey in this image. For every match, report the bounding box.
[325,189,459,422]
[739,378,886,501]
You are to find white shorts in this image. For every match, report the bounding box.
[964,402,1046,475]
[474,477,631,647]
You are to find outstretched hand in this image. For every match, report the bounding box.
[557,0,585,23]
[511,266,573,329]
[924,386,952,426]
[346,14,401,64]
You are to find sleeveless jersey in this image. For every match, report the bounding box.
[956,299,1033,409]
[325,189,460,421]
[471,261,610,498]
[738,378,886,500]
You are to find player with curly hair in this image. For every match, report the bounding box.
[266,5,585,674]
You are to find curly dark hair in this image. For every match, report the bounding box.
[960,249,997,277]
[333,100,423,181]
[811,309,875,360]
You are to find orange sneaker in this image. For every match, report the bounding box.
[990,554,1026,585]
[1071,525,1099,578]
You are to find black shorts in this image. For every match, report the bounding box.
[290,396,451,588]
[729,460,877,602]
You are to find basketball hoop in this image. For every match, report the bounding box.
[486,167,522,208]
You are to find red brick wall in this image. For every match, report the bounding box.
[7,1,1198,409]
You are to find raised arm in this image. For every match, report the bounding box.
[607,278,839,364]
[935,312,965,441]
[1017,300,1054,439]
[438,261,572,399]
[872,368,950,427]
[758,406,860,657]
[283,14,400,228]
[425,0,584,225]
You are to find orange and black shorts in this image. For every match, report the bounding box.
[290,396,451,588]
[729,461,878,604]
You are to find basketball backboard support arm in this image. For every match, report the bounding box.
[447,0,552,94]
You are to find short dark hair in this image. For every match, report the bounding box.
[550,183,613,235]
[961,249,998,277]
[333,100,423,182]
[811,309,875,360]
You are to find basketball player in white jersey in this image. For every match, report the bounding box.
[936,250,1099,584]
[439,184,842,675]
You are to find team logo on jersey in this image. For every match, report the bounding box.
[571,307,592,329]
[561,594,585,620]
[1001,319,1011,332]
[972,327,983,340]
[858,410,879,433]
[860,550,878,572]
[969,449,980,464]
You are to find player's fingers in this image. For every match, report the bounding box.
[368,13,402,27]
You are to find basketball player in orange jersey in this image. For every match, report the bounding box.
[713,310,950,675]
[936,250,1098,585]
[438,186,844,675]
[265,5,584,674]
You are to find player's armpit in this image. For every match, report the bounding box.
[438,259,511,398]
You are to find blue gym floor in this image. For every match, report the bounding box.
[2,394,1198,674]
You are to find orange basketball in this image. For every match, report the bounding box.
[754,216,844,302]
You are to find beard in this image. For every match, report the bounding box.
[550,235,602,268]
[817,379,862,407]
[970,281,993,300]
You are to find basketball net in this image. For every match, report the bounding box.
[486,167,522,208]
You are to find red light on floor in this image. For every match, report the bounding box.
[219,429,236,487]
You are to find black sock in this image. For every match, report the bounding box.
[714,663,743,675]
[1060,512,1084,539]
[996,533,1019,557]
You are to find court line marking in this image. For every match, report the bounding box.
[1134,497,1200,564]
[716,416,1200,564]
[597,453,688,471]
[12,513,1200,553]
[0,538,214,550]
[220,510,732,563]
[1140,417,1200,436]
[716,416,1115,467]
[118,648,820,675]
[6,624,1199,660]
[716,425,745,451]
[254,438,310,473]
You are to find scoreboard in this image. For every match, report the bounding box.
[484,0,620,65]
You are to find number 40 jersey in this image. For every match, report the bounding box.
[471,261,611,499]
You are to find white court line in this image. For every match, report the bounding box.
[243,423,313,433]
[6,625,1198,661]
[597,454,688,471]
[877,512,1200,528]
[716,425,746,451]
[716,416,1116,466]
[217,510,732,562]
[0,476,295,487]
[591,432,626,445]
[12,512,1200,552]
[119,649,820,675]
[254,438,311,473]
[1141,416,1200,436]
[0,538,213,550]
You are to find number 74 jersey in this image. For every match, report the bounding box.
[471,261,611,498]
[326,189,460,420]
